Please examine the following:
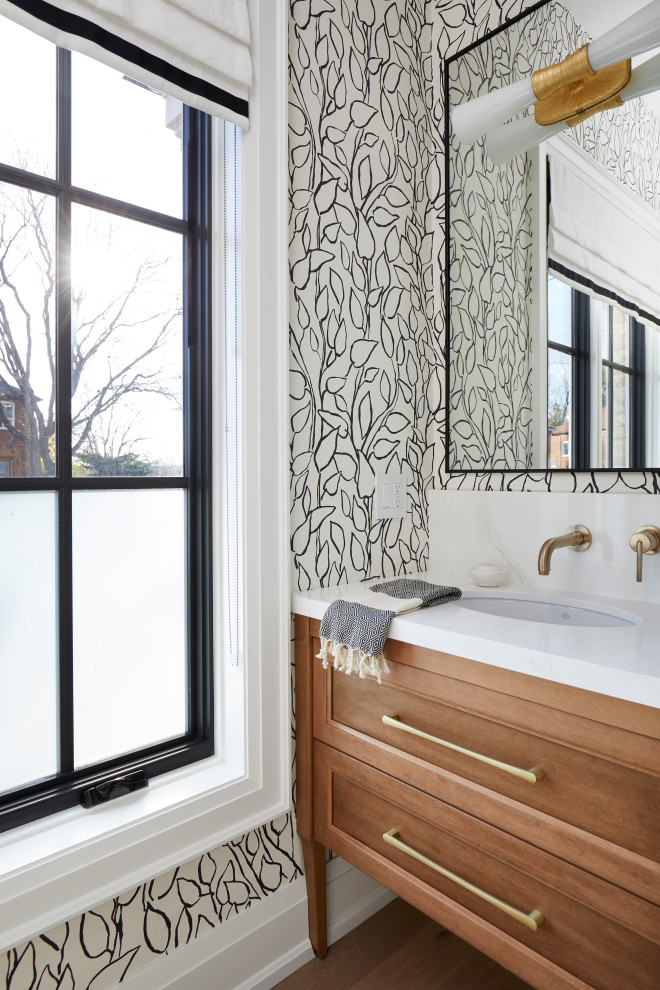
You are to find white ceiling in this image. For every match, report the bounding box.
[563,0,660,117]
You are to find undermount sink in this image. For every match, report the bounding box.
[457,596,640,628]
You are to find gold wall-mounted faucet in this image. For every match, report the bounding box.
[629,526,660,582]
[538,525,591,576]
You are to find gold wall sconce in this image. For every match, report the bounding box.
[450,1,660,164]
[531,46,631,128]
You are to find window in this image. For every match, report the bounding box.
[547,273,647,469]
[0,0,288,952]
[0,20,214,830]
[547,275,575,468]
[0,461,9,478]
[0,402,14,428]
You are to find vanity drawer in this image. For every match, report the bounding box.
[315,743,660,990]
[316,654,660,864]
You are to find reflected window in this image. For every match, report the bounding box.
[547,276,574,469]
[547,274,647,469]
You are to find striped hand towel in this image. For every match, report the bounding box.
[317,578,462,684]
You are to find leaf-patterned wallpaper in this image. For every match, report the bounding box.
[289,0,440,589]
[2,815,301,989]
[4,2,660,989]
[447,1,660,471]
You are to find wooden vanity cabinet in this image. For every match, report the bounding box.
[294,615,660,990]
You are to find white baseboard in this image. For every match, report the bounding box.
[121,858,395,990]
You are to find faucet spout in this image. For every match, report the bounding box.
[538,525,592,576]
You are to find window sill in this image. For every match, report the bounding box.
[0,749,289,953]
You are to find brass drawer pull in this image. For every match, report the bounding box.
[383,829,545,932]
[382,715,544,784]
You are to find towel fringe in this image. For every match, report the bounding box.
[316,638,390,684]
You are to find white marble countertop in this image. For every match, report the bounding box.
[292,569,660,708]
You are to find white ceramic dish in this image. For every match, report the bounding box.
[469,564,508,587]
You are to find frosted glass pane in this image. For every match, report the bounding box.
[73,491,187,767]
[0,493,57,794]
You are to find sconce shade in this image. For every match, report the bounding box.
[451,78,534,143]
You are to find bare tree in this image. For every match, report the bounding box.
[547,360,570,429]
[0,182,181,476]
[0,186,56,474]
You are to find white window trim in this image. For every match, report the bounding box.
[0,0,289,953]
[0,401,14,428]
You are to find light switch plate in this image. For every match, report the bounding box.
[375,473,407,519]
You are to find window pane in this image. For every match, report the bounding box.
[0,16,56,176]
[0,183,57,476]
[73,490,187,768]
[598,302,611,360]
[601,366,611,468]
[0,493,58,794]
[72,54,183,217]
[547,348,571,468]
[612,369,630,468]
[547,275,571,347]
[71,206,184,476]
[612,309,630,368]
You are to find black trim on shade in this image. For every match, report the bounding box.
[548,259,660,330]
[6,0,249,121]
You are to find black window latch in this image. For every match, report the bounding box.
[80,770,148,808]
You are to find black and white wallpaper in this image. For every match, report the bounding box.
[289,0,440,589]
[2,814,301,989]
[4,2,660,989]
[448,2,660,471]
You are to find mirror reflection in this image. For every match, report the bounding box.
[447,0,660,471]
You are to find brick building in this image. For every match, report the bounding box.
[0,384,31,478]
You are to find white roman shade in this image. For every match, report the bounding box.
[0,0,252,127]
[548,144,660,327]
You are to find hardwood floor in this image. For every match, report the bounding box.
[274,898,534,989]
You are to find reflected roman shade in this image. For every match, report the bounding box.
[0,0,252,127]
[548,151,660,327]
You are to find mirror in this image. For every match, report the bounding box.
[446,0,660,471]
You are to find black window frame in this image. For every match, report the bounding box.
[0,46,214,833]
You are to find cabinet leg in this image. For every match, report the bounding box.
[300,837,328,958]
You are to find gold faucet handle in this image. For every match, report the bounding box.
[629,526,660,583]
